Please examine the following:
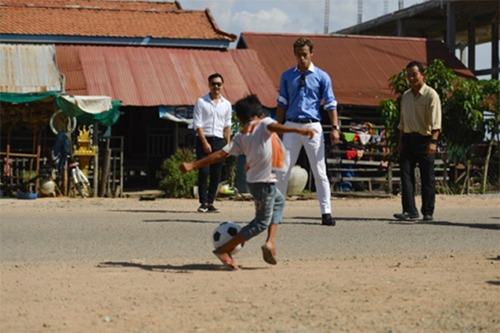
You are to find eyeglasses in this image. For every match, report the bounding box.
[210,81,223,87]
[299,74,306,88]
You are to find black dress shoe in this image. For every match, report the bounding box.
[207,205,219,213]
[197,204,208,213]
[423,215,433,221]
[321,214,336,226]
[393,212,419,220]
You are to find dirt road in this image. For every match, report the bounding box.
[1,195,499,332]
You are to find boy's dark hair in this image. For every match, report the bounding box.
[293,37,314,53]
[235,94,263,122]
[406,61,425,74]
[208,73,224,83]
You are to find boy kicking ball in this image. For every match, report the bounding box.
[180,94,315,270]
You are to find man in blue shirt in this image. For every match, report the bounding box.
[276,37,339,226]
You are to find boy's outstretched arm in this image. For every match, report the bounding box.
[267,122,315,139]
[179,150,230,174]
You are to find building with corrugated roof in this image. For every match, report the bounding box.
[0,1,482,192]
[237,32,474,119]
[336,0,499,79]
[0,0,259,190]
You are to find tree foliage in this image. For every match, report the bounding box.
[159,148,198,198]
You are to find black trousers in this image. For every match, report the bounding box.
[195,136,225,205]
[399,133,436,216]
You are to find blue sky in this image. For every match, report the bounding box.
[180,0,492,78]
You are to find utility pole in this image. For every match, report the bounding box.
[324,0,330,34]
[357,0,363,24]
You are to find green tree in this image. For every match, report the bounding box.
[478,79,500,193]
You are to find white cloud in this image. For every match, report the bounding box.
[181,0,426,35]
[231,8,291,33]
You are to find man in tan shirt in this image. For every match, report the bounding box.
[394,61,441,221]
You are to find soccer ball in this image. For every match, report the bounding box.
[212,221,244,255]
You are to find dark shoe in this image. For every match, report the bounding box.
[207,205,219,213]
[261,244,277,265]
[423,215,434,221]
[321,214,336,226]
[197,204,208,213]
[393,212,419,220]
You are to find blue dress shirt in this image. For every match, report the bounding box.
[277,63,337,121]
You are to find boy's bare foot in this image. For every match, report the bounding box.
[261,244,277,265]
[212,251,238,270]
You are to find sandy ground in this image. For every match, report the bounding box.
[0,194,499,333]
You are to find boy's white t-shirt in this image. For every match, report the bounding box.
[222,117,286,184]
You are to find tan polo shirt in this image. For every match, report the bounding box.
[398,83,442,136]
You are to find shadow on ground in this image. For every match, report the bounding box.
[97,261,266,272]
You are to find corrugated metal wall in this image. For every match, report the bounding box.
[0,44,62,93]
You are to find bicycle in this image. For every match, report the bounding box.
[68,160,91,198]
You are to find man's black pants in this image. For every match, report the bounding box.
[399,133,436,216]
[195,136,225,205]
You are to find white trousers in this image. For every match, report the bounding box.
[276,121,332,215]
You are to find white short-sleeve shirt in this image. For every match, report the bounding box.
[223,117,282,183]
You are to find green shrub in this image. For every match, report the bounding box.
[159,148,198,198]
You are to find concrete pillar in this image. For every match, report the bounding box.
[492,19,499,79]
[446,2,456,54]
[468,20,476,72]
[397,18,405,36]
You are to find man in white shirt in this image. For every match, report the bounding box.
[192,73,232,213]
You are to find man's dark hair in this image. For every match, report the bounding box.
[235,94,263,122]
[293,37,314,53]
[406,61,425,74]
[208,73,224,83]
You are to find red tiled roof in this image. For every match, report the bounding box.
[0,0,235,41]
[55,45,277,107]
[1,0,181,11]
[238,33,475,107]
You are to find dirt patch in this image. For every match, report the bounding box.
[1,195,499,332]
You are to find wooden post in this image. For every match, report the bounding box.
[92,123,99,197]
[100,139,111,197]
[35,145,41,193]
[387,161,393,195]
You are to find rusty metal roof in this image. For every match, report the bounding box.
[55,45,277,107]
[55,45,88,95]
[0,0,236,44]
[230,49,278,107]
[0,43,62,93]
[238,33,475,107]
